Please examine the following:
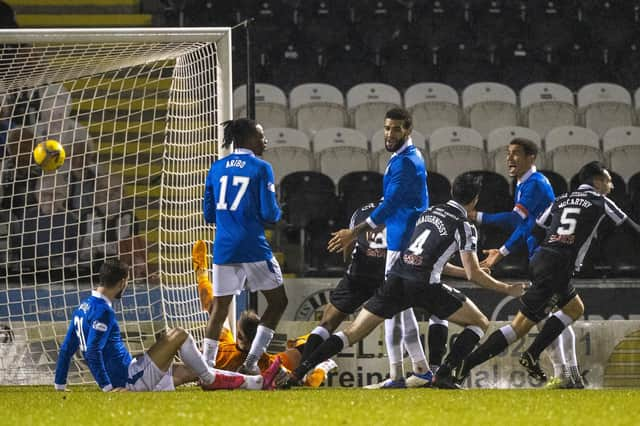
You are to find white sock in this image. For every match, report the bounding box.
[401,308,429,374]
[202,337,219,367]
[311,326,330,341]
[385,314,404,380]
[180,334,215,384]
[245,325,274,368]
[499,325,517,344]
[562,325,578,367]
[546,331,567,377]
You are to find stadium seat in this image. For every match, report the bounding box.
[577,83,633,138]
[351,0,411,51]
[487,126,543,181]
[613,43,640,91]
[470,0,528,48]
[539,169,568,197]
[262,128,314,184]
[379,41,438,91]
[552,44,609,92]
[581,0,638,49]
[338,171,383,219]
[462,82,518,139]
[527,1,582,50]
[499,43,553,91]
[545,126,604,182]
[411,0,473,47]
[322,42,381,92]
[439,44,501,92]
[404,83,462,139]
[602,126,640,183]
[628,172,640,221]
[346,83,402,140]
[236,1,297,48]
[370,128,427,174]
[279,171,337,228]
[269,40,323,92]
[429,126,487,183]
[463,170,512,213]
[600,227,640,277]
[233,83,288,129]
[289,83,347,137]
[633,88,640,123]
[298,0,352,49]
[520,83,576,139]
[313,127,370,184]
[427,171,452,206]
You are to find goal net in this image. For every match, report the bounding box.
[0,28,232,385]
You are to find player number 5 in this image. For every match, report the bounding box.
[216,176,250,211]
[557,207,581,235]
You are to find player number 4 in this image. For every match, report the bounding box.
[217,176,250,211]
[407,229,431,256]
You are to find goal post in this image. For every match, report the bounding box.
[0,28,233,385]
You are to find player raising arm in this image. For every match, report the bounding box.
[54,259,281,392]
[458,161,640,384]
[290,173,526,389]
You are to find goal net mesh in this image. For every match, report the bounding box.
[0,29,230,385]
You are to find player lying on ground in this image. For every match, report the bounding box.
[194,241,335,387]
[54,259,282,392]
[457,161,640,385]
[288,173,526,389]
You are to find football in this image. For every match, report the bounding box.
[33,139,66,172]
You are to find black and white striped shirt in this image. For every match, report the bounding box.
[536,184,627,271]
[390,200,478,284]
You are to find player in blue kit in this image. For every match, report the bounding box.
[327,108,432,388]
[201,118,288,375]
[54,259,282,392]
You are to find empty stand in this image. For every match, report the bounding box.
[411,0,473,47]
[439,44,501,92]
[527,1,582,50]
[545,126,604,182]
[289,83,347,137]
[269,40,323,92]
[553,44,609,91]
[462,82,518,139]
[233,83,289,129]
[429,126,487,183]
[262,128,314,184]
[322,42,381,92]
[370,129,427,174]
[380,41,437,91]
[338,171,384,219]
[578,83,633,138]
[347,83,402,140]
[487,126,543,180]
[603,126,640,183]
[470,0,528,48]
[427,171,452,206]
[313,127,370,184]
[520,82,576,139]
[500,43,553,91]
[404,83,462,139]
[539,169,568,197]
[280,171,337,229]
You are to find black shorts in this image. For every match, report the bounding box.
[329,274,383,315]
[520,248,577,323]
[363,275,467,320]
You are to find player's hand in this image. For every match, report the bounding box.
[480,249,503,269]
[327,228,356,253]
[480,266,492,275]
[468,210,478,222]
[506,282,529,297]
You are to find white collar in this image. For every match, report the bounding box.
[233,148,255,156]
[391,137,413,157]
[517,166,537,185]
[578,184,597,192]
[92,290,113,307]
[446,200,468,218]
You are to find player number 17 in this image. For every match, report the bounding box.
[217,176,250,211]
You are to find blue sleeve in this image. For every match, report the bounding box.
[369,158,413,226]
[259,163,281,223]
[54,320,79,387]
[84,310,114,390]
[480,211,523,231]
[503,218,533,253]
[203,166,216,224]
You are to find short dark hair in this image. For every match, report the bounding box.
[385,107,412,129]
[221,118,257,149]
[578,161,607,186]
[509,138,538,157]
[99,259,130,288]
[452,172,482,205]
[238,310,260,343]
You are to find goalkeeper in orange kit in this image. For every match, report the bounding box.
[193,241,336,387]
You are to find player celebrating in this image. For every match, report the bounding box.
[54,259,282,392]
[291,173,526,389]
[458,161,640,384]
[327,108,431,388]
[201,118,288,375]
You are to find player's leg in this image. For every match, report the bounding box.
[561,325,585,388]
[433,294,490,388]
[300,303,348,363]
[401,308,430,375]
[240,257,287,373]
[193,240,213,312]
[427,316,449,372]
[383,250,405,383]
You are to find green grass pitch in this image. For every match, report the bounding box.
[2,386,639,426]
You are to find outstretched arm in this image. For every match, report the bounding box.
[54,321,80,391]
[460,251,526,297]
